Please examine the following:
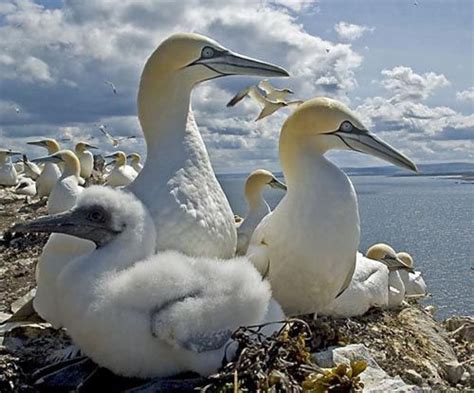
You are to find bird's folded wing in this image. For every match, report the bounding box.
[226,86,251,107]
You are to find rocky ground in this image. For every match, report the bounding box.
[0,186,473,392]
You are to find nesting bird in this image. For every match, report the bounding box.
[14,176,37,197]
[104,151,138,187]
[75,142,97,179]
[28,139,61,197]
[127,152,144,173]
[397,251,427,298]
[12,187,284,379]
[22,155,41,180]
[236,169,286,256]
[0,148,21,186]
[247,97,417,316]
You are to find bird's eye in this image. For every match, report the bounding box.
[88,209,105,223]
[340,121,353,132]
[201,47,215,58]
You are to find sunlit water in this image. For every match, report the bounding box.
[219,174,474,320]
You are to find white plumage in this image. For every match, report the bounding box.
[0,149,21,186]
[14,175,37,196]
[105,151,137,187]
[127,152,144,173]
[397,252,427,298]
[22,155,41,180]
[14,187,285,378]
[75,142,97,179]
[28,139,62,197]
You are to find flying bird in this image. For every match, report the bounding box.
[257,80,294,102]
[104,81,117,94]
[98,124,137,147]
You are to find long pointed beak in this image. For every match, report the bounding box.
[7,151,22,156]
[336,130,418,172]
[27,141,46,147]
[269,177,287,191]
[196,51,289,78]
[12,210,80,237]
[32,155,63,164]
[85,144,98,149]
[382,255,415,272]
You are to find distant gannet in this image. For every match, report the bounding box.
[0,149,21,186]
[22,155,41,180]
[127,152,144,173]
[28,139,61,197]
[227,85,302,121]
[75,142,97,179]
[13,187,285,379]
[247,97,417,316]
[128,33,289,258]
[258,80,294,102]
[367,243,412,308]
[98,125,137,147]
[397,251,427,297]
[104,151,138,187]
[236,169,286,256]
[319,252,389,317]
[104,80,117,95]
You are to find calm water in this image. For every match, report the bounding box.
[219,175,474,320]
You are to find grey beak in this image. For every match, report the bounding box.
[85,144,98,150]
[335,129,418,173]
[196,51,289,78]
[269,177,287,191]
[32,155,63,164]
[7,151,22,156]
[381,255,415,272]
[27,141,47,147]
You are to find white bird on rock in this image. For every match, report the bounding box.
[397,251,427,298]
[13,186,285,379]
[127,152,144,173]
[247,97,418,316]
[104,151,138,187]
[0,149,22,186]
[14,176,37,197]
[22,155,41,180]
[75,142,97,179]
[28,139,61,198]
[236,169,286,256]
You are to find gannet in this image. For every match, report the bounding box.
[104,151,138,187]
[0,149,21,186]
[128,33,288,258]
[104,80,117,95]
[247,97,417,316]
[22,155,41,180]
[75,142,97,179]
[99,125,137,147]
[258,80,294,101]
[227,85,302,121]
[127,152,144,173]
[366,243,412,308]
[319,252,389,317]
[14,176,37,197]
[397,251,427,297]
[12,186,285,378]
[28,139,61,197]
[236,169,287,256]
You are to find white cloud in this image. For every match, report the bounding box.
[456,87,474,103]
[334,21,374,41]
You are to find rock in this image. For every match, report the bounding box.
[312,344,419,392]
[442,360,464,384]
[444,316,474,333]
[404,369,423,385]
[11,289,36,314]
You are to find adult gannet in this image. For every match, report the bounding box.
[0,149,21,186]
[319,252,389,317]
[75,142,97,179]
[14,176,37,197]
[227,85,302,121]
[128,33,289,258]
[13,186,285,379]
[258,80,294,101]
[236,169,287,256]
[104,151,138,187]
[28,139,61,197]
[247,97,417,316]
[366,243,413,308]
[127,152,144,173]
[98,125,137,147]
[397,251,428,297]
[22,155,41,180]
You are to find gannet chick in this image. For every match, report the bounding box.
[397,251,427,297]
[75,142,97,179]
[0,149,22,186]
[13,187,285,378]
[127,152,144,173]
[128,33,289,258]
[14,176,36,197]
[28,139,61,197]
[319,252,389,317]
[227,85,302,121]
[367,243,412,308]
[258,80,294,102]
[22,155,41,180]
[104,151,138,187]
[33,150,84,214]
[247,97,417,316]
[236,169,286,256]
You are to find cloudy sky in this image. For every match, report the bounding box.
[1,0,472,173]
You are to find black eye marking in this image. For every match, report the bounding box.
[340,121,353,132]
[87,207,106,223]
[201,46,215,59]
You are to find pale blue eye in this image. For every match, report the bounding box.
[341,121,353,132]
[202,47,215,58]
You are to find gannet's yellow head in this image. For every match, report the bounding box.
[75,142,97,154]
[245,169,287,196]
[105,151,127,167]
[27,138,60,154]
[126,153,141,164]
[282,97,417,172]
[143,33,289,85]
[32,149,80,176]
[367,243,414,272]
[396,252,414,268]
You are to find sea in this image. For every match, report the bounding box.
[218,174,474,320]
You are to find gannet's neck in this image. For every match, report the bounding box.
[245,184,269,213]
[61,157,80,178]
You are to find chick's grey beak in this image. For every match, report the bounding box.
[269,177,287,191]
[32,155,62,164]
[196,51,289,78]
[336,129,418,173]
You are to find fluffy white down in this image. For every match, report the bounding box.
[319,253,389,317]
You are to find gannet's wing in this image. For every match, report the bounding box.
[247,86,269,107]
[257,79,274,94]
[226,86,251,107]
